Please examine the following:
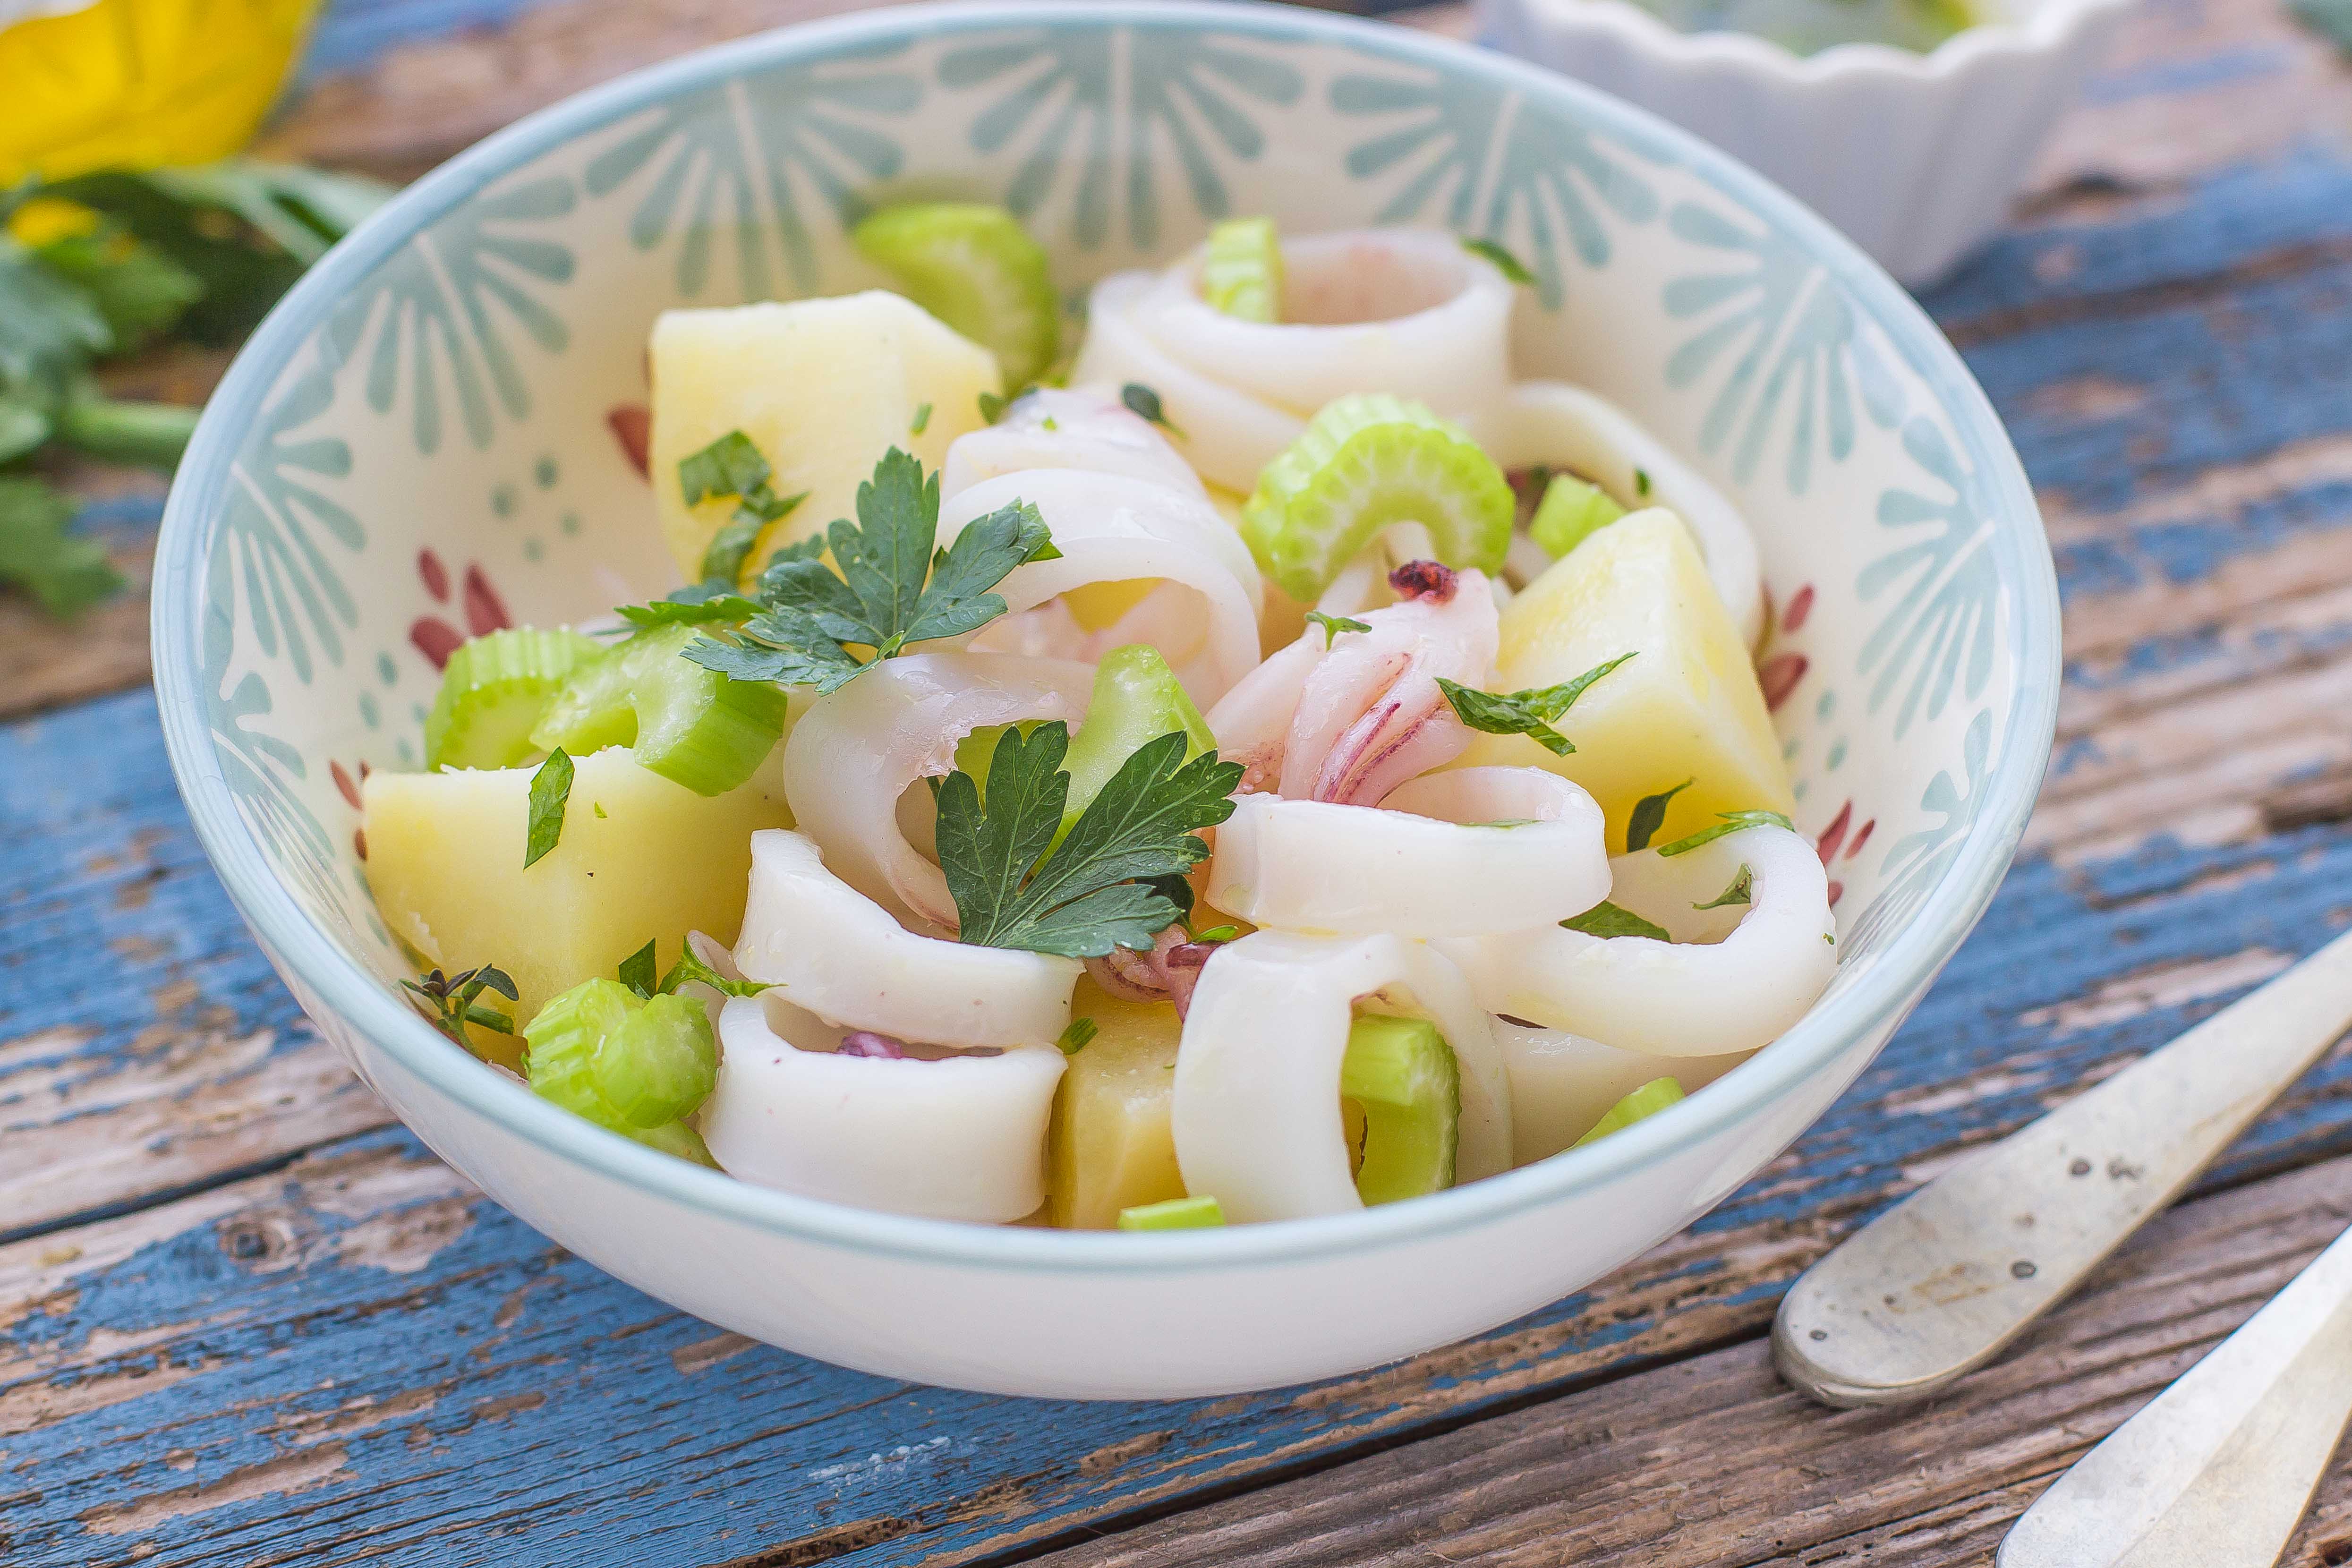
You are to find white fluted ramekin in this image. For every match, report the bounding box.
[1478,0,2134,285]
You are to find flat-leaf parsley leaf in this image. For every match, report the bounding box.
[1436,654,1634,757]
[1654,810,1793,857]
[935,722,1243,958]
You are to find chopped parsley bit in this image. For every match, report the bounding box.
[683,447,1056,694]
[1626,778,1694,853]
[977,382,1039,425]
[1041,416,1059,432]
[1635,467,1653,498]
[1561,901,1670,941]
[1695,864,1754,910]
[935,721,1243,958]
[1304,610,1371,648]
[1824,933,1837,946]
[1120,382,1185,437]
[1461,236,1537,287]
[401,964,519,1049]
[910,401,932,435]
[524,748,573,868]
[656,944,771,997]
[1057,1017,1098,1055]
[1192,923,1240,944]
[1653,810,1795,858]
[679,431,810,585]
[593,801,607,818]
[1436,654,1635,757]
[618,938,659,998]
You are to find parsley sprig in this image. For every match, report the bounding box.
[684,445,1058,694]
[1304,610,1369,648]
[1436,654,1634,757]
[934,722,1243,958]
[402,964,519,1048]
[615,937,773,999]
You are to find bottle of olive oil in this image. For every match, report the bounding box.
[0,0,319,184]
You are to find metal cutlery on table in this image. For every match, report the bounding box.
[1771,924,2352,1565]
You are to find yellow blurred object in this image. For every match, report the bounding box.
[0,0,320,186]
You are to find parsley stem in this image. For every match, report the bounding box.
[54,395,199,470]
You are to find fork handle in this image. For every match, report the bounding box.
[1773,925,2352,1408]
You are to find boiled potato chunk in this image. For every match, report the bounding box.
[649,292,1000,584]
[362,748,792,1029]
[1457,508,1793,850]
[1047,980,1187,1228]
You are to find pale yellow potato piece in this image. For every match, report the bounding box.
[648,292,1000,584]
[1458,508,1794,851]
[1047,980,1187,1228]
[362,747,792,1026]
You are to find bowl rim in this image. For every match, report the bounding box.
[154,0,2059,1274]
[1488,0,2138,83]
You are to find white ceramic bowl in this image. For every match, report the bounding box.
[1479,0,2135,285]
[155,0,2057,1398]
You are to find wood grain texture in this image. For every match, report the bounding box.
[1025,1153,2352,1568]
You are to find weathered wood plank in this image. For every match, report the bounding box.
[1024,1152,2352,1568]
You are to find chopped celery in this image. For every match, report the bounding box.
[1528,472,1628,561]
[1060,645,1216,835]
[528,623,790,796]
[523,977,716,1162]
[593,991,718,1127]
[1117,1195,1225,1230]
[954,720,1042,805]
[1340,1013,1459,1206]
[852,202,1060,388]
[424,628,603,770]
[1573,1077,1685,1148]
[1201,217,1283,323]
[1242,393,1513,600]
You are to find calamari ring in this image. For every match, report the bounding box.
[1172,931,1510,1222]
[1433,825,1835,1057]
[702,991,1065,1222]
[1206,768,1608,939]
[1493,1017,1751,1164]
[941,387,1208,503]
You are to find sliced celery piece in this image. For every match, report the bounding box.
[1340,1013,1459,1206]
[1117,1195,1225,1230]
[1529,472,1628,561]
[1061,645,1216,834]
[852,202,1059,388]
[1201,217,1282,323]
[1573,1077,1685,1148]
[425,628,603,770]
[529,623,791,796]
[954,720,1042,805]
[523,976,717,1163]
[593,991,717,1127]
[1242,393,1513,601]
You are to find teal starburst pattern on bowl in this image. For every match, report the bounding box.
[1331,65,1656,307]
[1857,415,2002,739]
[941,26,1303,250]
[219,364,363,684]
[584,42,920,298]
[322,173,577,455]
[1662,201,1908,494]
[201,530,356,937]
[1843,707,1993,962]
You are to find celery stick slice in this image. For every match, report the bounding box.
[853,202,1059,388]
[1528,472,1628,561]
[523,977,717,1163]
[1573,1077,1686,1148]
[1060,645,1215,838]
[1201,217,1282,323]
[425,628,603,770]
[1117,1195,1225,1230]
[1243,393,1513,601]
[1341,1013,1460,1206]
[529,624,790,796]
[593,991,717,1127]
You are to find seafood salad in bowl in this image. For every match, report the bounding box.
[156,2,2053,1398]
[359,207,1836,1232]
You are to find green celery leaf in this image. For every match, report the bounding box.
[1625,777,1694,853]
[1436,654,1635,757]
[1654,810,1795,858]
[1561,901,1671,941]
[525,748,574,869]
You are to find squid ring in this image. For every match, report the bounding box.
[1172,931,1510,1223]
[1493,1016,1751,1164]
[941,386,1209,503]
[1206,768,1609,939]
[1433,825,1836,1057]
[733,829,1079,1050]
[780,651,1094,931]
[701,991,1065,1222]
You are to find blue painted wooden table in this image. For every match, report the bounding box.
[8,0,2352,1562]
